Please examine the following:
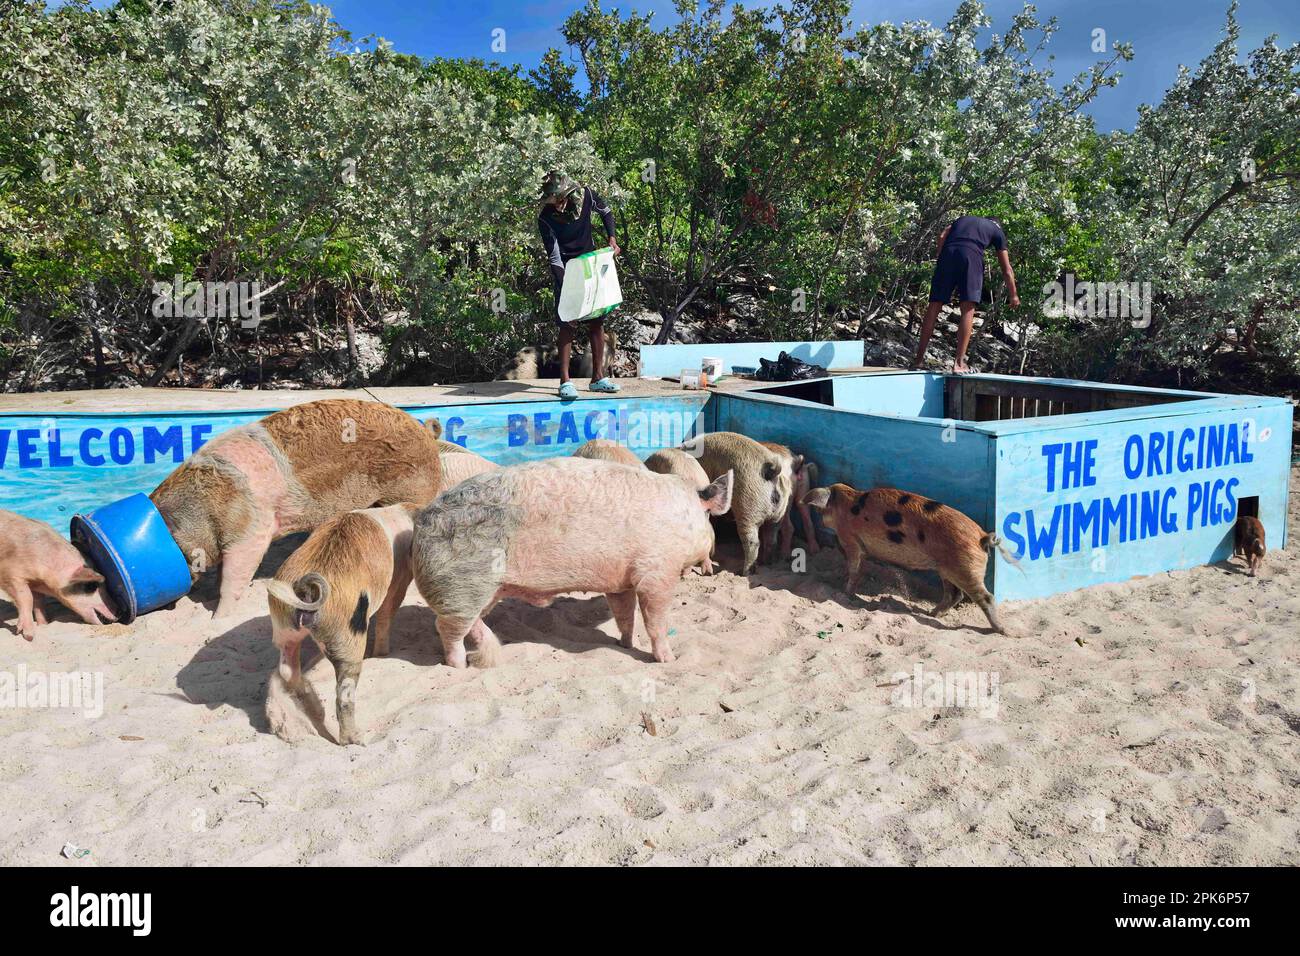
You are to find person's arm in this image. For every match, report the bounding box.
[935,226,950,257]
[539,215,566,288]
[590,189,620,255]
[996,249,1020,306]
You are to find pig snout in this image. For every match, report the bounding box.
[58,567,118,626]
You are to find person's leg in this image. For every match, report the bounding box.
[557,322,574,384]
[950,248,982,372]
[915,250,958,369]
[912,301,945,369]
[588,319,605,382]
[953,301,977,372]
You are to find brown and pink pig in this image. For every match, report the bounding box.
[151,399,444,617]
[265,503,418,745]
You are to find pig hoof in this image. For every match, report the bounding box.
[653,646,676,664]
[338,731,365,747]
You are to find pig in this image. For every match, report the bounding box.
[151,399,444,617]
[758,441,819,560]
[265,503,418,745]
[438,451,499,490]
[644,448,710,490]
[411,457,733,666]
[685,432,795,574]
[0,510,116,640]
[803,484,1015,634]
[644,448,716,574]
[1233,515,1266,577]
[572,438,643,468]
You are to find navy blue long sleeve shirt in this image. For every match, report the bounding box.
[539,187,616,287]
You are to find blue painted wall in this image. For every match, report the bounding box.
[713,392,995,529]
[831,372,946,418]
[991,399,1293,601]
[0,395,708,535]
[639,340,863,378]
[716,374,1292,604]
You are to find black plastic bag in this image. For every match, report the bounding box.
[754,351,827,382]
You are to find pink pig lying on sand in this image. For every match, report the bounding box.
[0,510,117,640]
[412,457,733,666]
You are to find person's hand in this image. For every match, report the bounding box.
[1009,293,1021,308]
[609,239,621,257]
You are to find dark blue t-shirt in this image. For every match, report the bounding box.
[945,216,1006,253]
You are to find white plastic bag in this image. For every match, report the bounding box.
[558,248,622,323]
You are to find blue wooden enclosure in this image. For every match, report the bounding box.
[709,372,1293,601]
[0,393,708,533]
[0,371,1291,604]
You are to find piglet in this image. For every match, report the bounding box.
[803,484,1015,634]
[412,458,733,666]
[265,503,418,745]
[0,509,116,640]
[1233,515,1266,577]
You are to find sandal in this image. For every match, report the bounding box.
[588,378,621,393]
[558,381,579,400]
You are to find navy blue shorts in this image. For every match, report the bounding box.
[929,244,983,304]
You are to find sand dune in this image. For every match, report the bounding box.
[2,468,1297,866]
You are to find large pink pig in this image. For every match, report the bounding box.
[412,458,733,665]
[1,510,117,640]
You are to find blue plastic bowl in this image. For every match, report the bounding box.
[70,494,193,624]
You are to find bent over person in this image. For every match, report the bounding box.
[539,171,621,399]
[912,215,1020,373]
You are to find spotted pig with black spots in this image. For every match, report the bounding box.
[802,484,1016,634]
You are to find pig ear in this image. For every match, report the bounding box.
[71,566,105,585]
[791,454,805,474]
[803,487,832,510]
[700,470,733,516]
[805,462,819,484]
[427,417,444,440]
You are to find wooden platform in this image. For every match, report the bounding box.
[0,368,887,416]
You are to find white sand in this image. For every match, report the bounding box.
[3,468,1298,866]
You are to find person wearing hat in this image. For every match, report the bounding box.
[539,171,622,398]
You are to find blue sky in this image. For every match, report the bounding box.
[94,1,1299,130]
